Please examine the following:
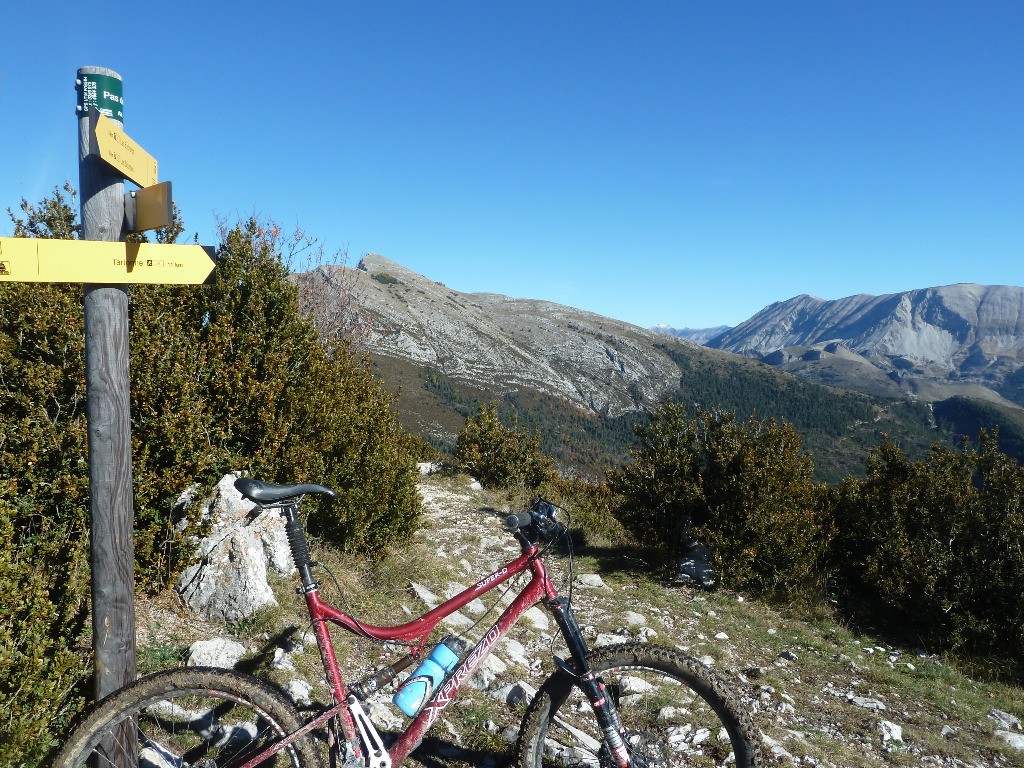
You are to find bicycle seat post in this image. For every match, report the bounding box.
[281,499,319,595]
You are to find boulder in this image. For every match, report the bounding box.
[177,473,294,622]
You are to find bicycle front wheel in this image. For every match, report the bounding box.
[516,643,762,767]
[51,667,323,768]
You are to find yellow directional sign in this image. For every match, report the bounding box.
[0,238,215,285]
[90,110,158,188]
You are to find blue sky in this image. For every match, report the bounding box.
[2,2,1021,329]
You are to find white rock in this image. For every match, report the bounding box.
[187,638,246,668]
[619,675,657,694]
[441,610,475,630]
[271,647,296,671]
[470,654,508,690]
[995,730,1024,751]
[523,606,549,630]
[574,574,609,590]
[409,581,440,608]
[284,679,313,707]
[367,694,404,730]
[990,709,1022,730]
[488,680,537,706]
[176,474,286,621]
[849,695,886,710]
[879,720,903,744]
[623,611,647,626]
[469,480,483,491]
[501,637,532,667]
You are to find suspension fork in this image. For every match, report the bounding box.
[546,596,631,767]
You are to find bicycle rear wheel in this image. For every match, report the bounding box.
[51,667,323,768]
[516,643,762,767]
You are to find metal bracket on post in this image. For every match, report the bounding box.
[124,180,173,233]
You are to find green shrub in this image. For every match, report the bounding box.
[0,499,89,766]
[608,401,828,600]
[128,218,422,563]
[540,475,629,547]
[370,271,400,285]
[1,191,421,763]
[455,403,555,491]
[829,434,1024,675]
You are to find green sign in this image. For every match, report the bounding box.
[77,73,123,121]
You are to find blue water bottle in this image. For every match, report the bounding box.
[393,636,465,716]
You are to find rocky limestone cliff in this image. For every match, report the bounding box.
[314,254,696,417]
[708,284,1024,407]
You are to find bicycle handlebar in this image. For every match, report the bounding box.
[504,498,562,545]
[504,511,534,531]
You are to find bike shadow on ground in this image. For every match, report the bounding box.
[409,735,514,768]
[476,505,663,575]
[233,625,307,677]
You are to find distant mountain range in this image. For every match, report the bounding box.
[650,324,731,345]
[657,285,1024,410]
[300,257,1024,479]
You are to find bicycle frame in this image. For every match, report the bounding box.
[241,538,564,768]
[320,544,558,765]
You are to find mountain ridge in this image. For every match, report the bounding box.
[705,283,1024,409]
[329,252,700,418]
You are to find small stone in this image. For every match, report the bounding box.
[470,654,508,690]
[523,606,549,630]
[575,573,609,589]
[779,651,798,662]
[284,679,313,707]
[187,638,246,669]
[488,680,537,706]
[271,647,295,671]
[409,581,440,608]
[879,720,903,744]
[849,695,886,711]
[714,632,730,641]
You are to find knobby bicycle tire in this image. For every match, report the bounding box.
[51,667,323,768]
[516,642,763,768]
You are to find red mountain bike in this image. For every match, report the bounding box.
[52,479,762,767]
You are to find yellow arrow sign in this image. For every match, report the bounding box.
[0,238,215,285]
[90,110,158,188]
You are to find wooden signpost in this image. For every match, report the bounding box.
[68,66,216,705]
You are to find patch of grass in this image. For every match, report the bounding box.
[137,642,185,675]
